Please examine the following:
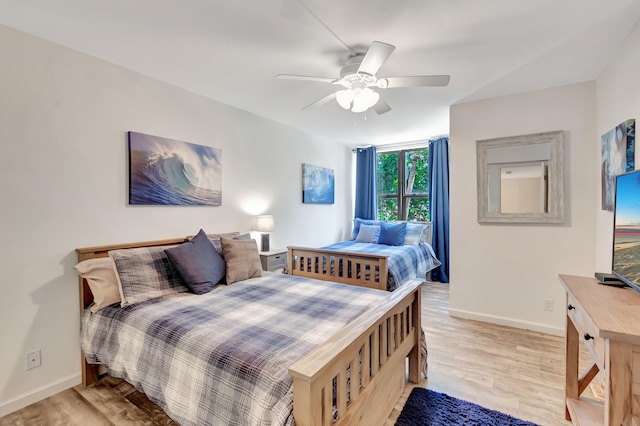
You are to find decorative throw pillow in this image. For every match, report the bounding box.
[109,246,189,307]
[165,229,225,294]
[355,224,381,243]
[208,232,250,254]
[220,237,262,284]
[74,257,121,312]
[379,221,408,246]
[420,222,431,244]
[351,218,380,240]
[404,222,426,245]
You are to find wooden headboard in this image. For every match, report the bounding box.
[75,236,188,384]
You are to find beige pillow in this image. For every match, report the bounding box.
[74,257,121,312]
[221,237,262,284]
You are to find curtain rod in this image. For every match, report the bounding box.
[351,135,448,153]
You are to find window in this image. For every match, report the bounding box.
[376,148,430,221]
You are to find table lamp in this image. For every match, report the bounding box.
[254,215,275,252]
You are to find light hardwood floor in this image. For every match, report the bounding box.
[2,282,598,426]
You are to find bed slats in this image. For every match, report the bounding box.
[287,246,389,291]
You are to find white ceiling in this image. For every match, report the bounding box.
[1,0,639,147]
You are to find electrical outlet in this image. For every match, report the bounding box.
[26,349,41,370]
[544,298,553,312]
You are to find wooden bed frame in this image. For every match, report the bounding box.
[76,237,423,426]
[287,246,389,291]
[287,221,433,291]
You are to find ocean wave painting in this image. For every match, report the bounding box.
[128,132,222,206]
[601,119,635,211]
[303,163,334,204]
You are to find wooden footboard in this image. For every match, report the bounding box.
[290,279,423,426]
[288,246,389,291]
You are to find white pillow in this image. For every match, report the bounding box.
[404,222,425,245]
[74,257,121,312]
[355,224,381,243]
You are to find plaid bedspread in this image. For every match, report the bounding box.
[321,241,441,291]
[82,273,391,426]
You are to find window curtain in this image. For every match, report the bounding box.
[428,137,450,283]
[354,146,377,220]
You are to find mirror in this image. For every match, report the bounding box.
[477,131,564,224]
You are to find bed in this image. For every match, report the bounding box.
[76,233,426,426]
[287,220,441,291]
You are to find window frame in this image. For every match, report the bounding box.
[377,148,430,221]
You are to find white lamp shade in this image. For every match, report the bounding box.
[254,215,275,232]
[351,88,379,113]
[336,89,354,109]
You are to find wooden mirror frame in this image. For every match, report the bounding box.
[477,130,564,224]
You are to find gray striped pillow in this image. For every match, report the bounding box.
[109,246,189,307]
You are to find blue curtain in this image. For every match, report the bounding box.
[354,146,377,220]
[428,137,450,283]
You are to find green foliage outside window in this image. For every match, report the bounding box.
[376,153,398,195]
[376,149,430,221]
[378,198,398,221]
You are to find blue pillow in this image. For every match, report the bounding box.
[165,229,225,294]
[355,224,381,243]
[352,218,380,240]
[378,222,408,246]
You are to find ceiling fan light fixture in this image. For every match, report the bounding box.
[336,89,354,109]
[351,88,379,113]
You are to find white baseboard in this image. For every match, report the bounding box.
[448,308,564,337]
[0,374,81,418]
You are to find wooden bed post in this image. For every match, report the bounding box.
[408,283,422,383]
[291,376,323,426]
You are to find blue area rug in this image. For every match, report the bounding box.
[395,388,539,426]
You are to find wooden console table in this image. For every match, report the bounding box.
[559,274,640,425]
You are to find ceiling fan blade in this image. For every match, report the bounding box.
[302,92,337,110]
[357,41,396,76]
[384,75,451,88]
[372,97,391,115]
[276,74,336,83]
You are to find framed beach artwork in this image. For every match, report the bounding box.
[601,119,635,211]
[128,132,222,206]
[302,163,334,204]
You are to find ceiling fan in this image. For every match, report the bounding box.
[276,41,451,115]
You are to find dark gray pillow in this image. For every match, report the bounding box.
[165,229,225,294]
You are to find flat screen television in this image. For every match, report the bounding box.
[612,168,640,291]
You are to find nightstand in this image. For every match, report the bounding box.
[259,249,287,272]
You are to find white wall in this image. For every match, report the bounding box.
[0,25,353,415]
[595,19,640,271]
[449,81,597,335]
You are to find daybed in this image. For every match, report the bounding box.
[75,231,425,426]
[288,220,440,291]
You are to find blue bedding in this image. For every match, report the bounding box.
[321,241,441,291]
